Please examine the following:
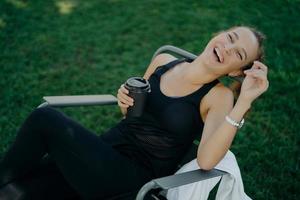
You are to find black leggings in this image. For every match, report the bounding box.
[0,106,152,199]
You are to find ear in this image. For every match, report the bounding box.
[228,69,243,77]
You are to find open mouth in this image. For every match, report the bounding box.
[213,47,223,63]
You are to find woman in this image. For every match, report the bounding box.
[0,26,268,199]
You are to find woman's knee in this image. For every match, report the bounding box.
[30,106,62,122]
[25,106,67,135]
[30,106,75,139]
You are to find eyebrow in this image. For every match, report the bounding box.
[233,31,248,60]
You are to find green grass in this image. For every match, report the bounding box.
[0,0,299,199]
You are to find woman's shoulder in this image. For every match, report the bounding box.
[202,82,234,109]
[152,53,178,66]
[143,53,177,80]
[200,82,234,122]
[211,83,234,98]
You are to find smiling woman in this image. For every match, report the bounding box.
[0,26,269,199]
[138,26,269,171]
[203,26,266,98]
[199,27,264,76]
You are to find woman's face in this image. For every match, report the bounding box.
[201,27,259,76]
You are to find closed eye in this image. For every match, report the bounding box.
[236,51,243,60]
[227,33,234,43]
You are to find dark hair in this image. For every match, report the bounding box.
[229,27,266,99]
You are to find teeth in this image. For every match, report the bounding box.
[214,47,221,62]
[215,47,222,63]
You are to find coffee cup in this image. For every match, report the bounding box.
[124,77,151,117]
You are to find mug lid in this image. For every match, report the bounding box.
[125,77,150,90]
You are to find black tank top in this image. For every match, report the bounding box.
[101,58,219,177]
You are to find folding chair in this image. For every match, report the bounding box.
[38,45,229,200]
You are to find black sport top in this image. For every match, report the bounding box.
[101,58,219,177]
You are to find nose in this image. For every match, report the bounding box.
[224,44,236,55]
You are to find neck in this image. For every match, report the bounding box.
[181,56,220,86]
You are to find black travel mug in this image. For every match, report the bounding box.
[124,77,151,117]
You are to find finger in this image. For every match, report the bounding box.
[118,100,129,108]
[244,68,264,74]
[120,84,129,94]
[253,61,268,73]
[244,67,267,75]
[117,93,134,106]
[118,90,134,103]
[245,61,268,75]
[245,70,267,81]
[118,87,134,101]
[245,71,269,90]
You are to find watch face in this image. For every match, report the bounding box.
[238,118,245,129]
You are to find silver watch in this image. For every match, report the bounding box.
[225,115,245,129]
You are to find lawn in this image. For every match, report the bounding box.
[0,0,299,199]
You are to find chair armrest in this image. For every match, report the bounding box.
[38,95,118,108]
[136,168,227,200]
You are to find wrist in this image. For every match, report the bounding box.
[236,97,252,111]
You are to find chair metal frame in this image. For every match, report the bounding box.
[38,45,229,200]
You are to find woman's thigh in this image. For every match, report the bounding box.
[35,107,152,199]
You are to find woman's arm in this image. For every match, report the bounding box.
[197,61,269,170]
[197,88,249,170]
[197,86,236,170]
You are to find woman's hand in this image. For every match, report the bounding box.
[117,84,134,111]
[239,61,269,104]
